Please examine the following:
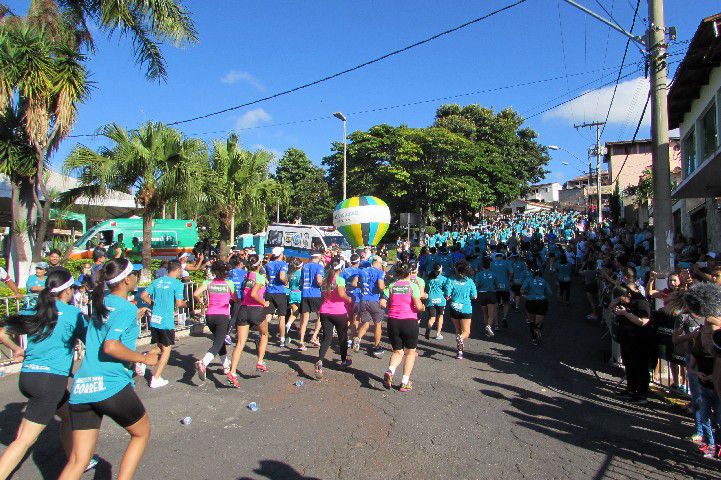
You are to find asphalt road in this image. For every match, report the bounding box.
[1,282,719,480]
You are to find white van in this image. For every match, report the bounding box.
[264,224,352,259]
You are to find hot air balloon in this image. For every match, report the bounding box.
[333,196,391,248]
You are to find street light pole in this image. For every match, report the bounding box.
[333,112,348,200]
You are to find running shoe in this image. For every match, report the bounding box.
[346,339,353,348]
[456,351,464,360]
[298,344,308,351]
[279,338,286,347]
[195,360,207,382]
[310,338,321,348]
[352,337,361,352]
[689,434,704,445]
[314,361,324,380]
[383,370,393,389]
[372,347,385,358]
[484,325,495,337]
[699,444,715,458]
[284,337,293,347]
[256,361,269,372]
[400,381,413,393]
[340,358,353,369]
[224,335,232,345]
[84,455,100,472]
[149,377,169,389]
[226,372,241,388]
[435,334,444,340]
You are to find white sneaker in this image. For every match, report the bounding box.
[149,377,169,388]
[485,325,495,337]
[435,334,444,340]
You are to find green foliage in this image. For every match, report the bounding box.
[276,148,334,225]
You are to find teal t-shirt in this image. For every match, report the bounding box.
[474,270,497,292]
[447,276,477,314]
[70,294,139,404]
[426,275,448,306]
[26,274,46,291]
[21,300,87,376]
[556,263,572,282]
[146,276,185,330]
[522,277,553,300]
[288,270,302,304]
[490,259,512,290]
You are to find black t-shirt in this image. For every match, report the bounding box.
[617,292,652,337]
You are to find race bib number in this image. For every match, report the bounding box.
[497,283,507,290]
[150,314,163,326]
[431,298,442,305]
[451,301,463,311]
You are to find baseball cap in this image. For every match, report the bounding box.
[271,246,284,257]
[36,261,49,270]
[179,252,190,260]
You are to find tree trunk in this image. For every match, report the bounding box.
[218,207,233,261]
[7,179,34,288]
[141,210,153,283]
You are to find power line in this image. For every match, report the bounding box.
[600,0,641,138]
[164,0,528,127]
[556,0,572,95]
[612,89,650,186]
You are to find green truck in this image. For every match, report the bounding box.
[69,218,199,260]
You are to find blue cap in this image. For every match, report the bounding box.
[36,262,49,270]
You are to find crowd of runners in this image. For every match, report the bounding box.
[2,207,721,476]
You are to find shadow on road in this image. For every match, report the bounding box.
[238,459,321,480]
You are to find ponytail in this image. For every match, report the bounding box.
[3,268,73,341]
[92,258,132,324]
[322,260,341,292]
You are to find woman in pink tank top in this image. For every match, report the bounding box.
[314,259,353,379]
[192,262,237,381]
[227,255,270,388]
[380,262,425,393]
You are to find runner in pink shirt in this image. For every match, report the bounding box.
[315,259,353,379]
[381,262,425,393]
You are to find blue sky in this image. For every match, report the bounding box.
[10,0,717,184]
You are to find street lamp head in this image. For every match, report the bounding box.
[561,161,569,166]
[333,111,347,122]
[547,145,560,150]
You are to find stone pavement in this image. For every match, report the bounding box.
[0,282,719,479]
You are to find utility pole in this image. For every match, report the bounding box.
[575,121,605,226]
[647,0,673,273]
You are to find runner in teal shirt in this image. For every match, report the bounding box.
[446,261,477,359]
[424,263,448,340]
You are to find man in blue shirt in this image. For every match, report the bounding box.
[490,252,514,328]
[298,252,324,351]
[140,260,187,388]
[264,247,289,345]
[341,254,363,337]
[355,256,386,356]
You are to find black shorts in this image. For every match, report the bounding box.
[265,293,288,317]
[449,308,472,320]
[69,384,146,430]
[525,299,549,316]
[496,290,510,303]
[477,291,497,306]
[150,327,175,346]
[511,284,522,295]
[18,372,69,425]
[300,297,322,314]
[426,305,445,317]
[387,318,419,350]
[235,306,266,327]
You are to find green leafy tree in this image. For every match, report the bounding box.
[276,148,334,224]
[63,122,206,280]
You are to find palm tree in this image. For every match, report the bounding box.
[63,122,206,281]
[205,134,279,259]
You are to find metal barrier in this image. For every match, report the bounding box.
[0,282,204,368]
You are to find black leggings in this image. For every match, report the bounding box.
[319,314,348,362]
[206,314,230,357]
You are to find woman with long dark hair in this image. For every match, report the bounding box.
[59,258,159,480]
[425,263,448,340]
[226,254,270,388]
[0,269,88,478]
[521,268,553,344]
[314,259,353,379]
[193,261,237,381]
[446,260,478,359]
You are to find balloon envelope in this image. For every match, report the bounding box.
[333,196,391,247]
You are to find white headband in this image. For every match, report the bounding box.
[50,278,74,293]
[334,262,344,271]
[251,259,261,268]
[106,262,134,285]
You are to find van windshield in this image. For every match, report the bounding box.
[74,227,99,249]
[323,235,351,250]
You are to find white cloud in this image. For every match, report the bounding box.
[543,77,651,128]
[220,70,266,91]
[235,108,271,130]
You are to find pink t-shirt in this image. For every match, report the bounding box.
[205,279,236,316]
[385,280,421,321]
[319,276,348,315]
[240,272,268,308]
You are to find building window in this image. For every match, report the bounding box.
[683,129,696,178]
[701,102,718,158]
[637,143,652,154]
